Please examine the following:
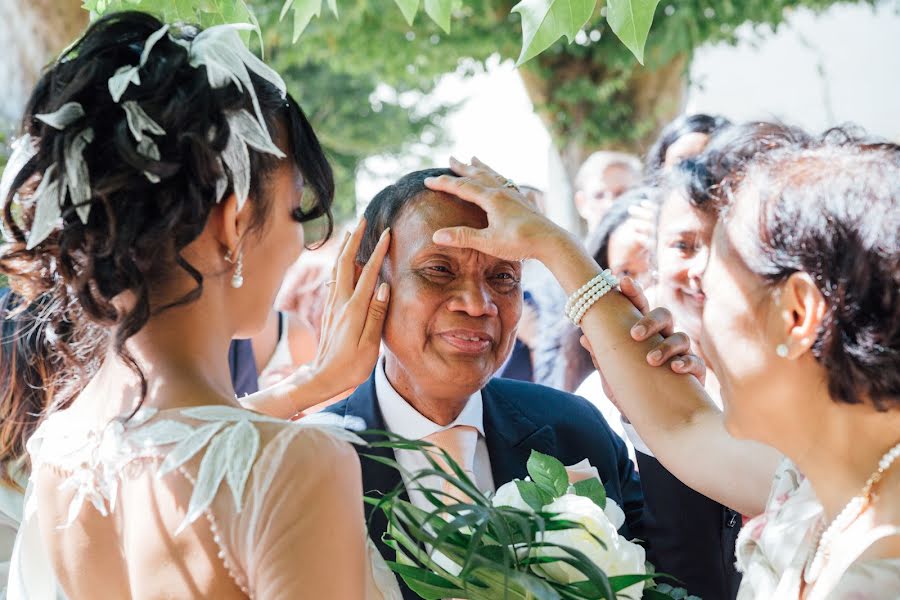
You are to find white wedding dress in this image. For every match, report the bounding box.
[7,405,401,599]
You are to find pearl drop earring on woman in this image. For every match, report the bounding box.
[225,249,244,289]
[231,252,244,288]
[776,344,789,358]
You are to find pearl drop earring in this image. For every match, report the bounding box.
[225,249,244,289]
[776,343,789,358]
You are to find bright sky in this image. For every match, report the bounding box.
[357,1,900,205]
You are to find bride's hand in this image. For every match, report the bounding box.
[424,157,571,261]
[239,221,390,418]
[309,219,391,398]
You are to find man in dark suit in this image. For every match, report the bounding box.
[327,168,739,600]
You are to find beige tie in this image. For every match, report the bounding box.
[422,425,479,502]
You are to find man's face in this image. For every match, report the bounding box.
[382,192,523,403]
[576,164,639,227]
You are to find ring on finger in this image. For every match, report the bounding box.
[503,178,519,191]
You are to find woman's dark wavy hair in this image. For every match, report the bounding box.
[725,127,900,411]
[645,113,732,177]
[661,121,813,217]
[0,11,334,415]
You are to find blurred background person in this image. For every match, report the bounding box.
[252,310,318,389]
[544,187,660,394]
[573,151,642,233]
[645,113,732,177]
[531,152,642,386]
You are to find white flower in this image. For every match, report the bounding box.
[565,458,601,484]
[533,494,646,598]
[491,480,533,512]
[603,497,626,531]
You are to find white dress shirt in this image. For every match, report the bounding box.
[374,359,495,511]
[575,371,646,460]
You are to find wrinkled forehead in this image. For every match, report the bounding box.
[391,191,490,258]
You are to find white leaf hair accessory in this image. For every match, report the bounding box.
[64,128,95,224]
[219,110,286,209]
[122,101,165,142]
[122,100,165,182]
[108,24,170,102]
[26,164,63,250]
[0,133,38,210]
[34,102,85,130]
[187,23,287,136]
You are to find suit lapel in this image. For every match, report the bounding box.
[339,373,405,567]
[482,379,558,486]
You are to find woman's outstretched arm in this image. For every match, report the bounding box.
[425,157,779,516]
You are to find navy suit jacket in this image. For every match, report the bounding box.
[326,372,738,599]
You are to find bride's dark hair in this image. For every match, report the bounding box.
[0,11,334,412]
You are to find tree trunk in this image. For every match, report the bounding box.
[0,0,87,124]
[517,51,688,233]
[520,52,688,178]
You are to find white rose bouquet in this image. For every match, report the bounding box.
[366,433,700,600]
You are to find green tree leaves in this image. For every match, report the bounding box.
[85,0,662,67]
[511,0,595,65]
[393,0,419,25]
[280,0,322,41]
[606,0,661,64]
[423,0,455,33]
[511,0,662,65]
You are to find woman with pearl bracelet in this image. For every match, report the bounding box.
[424,130,900,599]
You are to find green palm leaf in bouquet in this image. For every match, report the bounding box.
[362,432,700,600]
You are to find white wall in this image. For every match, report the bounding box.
[687,2,900,141]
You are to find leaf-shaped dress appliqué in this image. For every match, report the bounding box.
[224,420,260,513]
[177,426,232,534]
[157,421,226,478]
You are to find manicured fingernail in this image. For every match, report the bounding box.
[632,325,646,338]
[648,349,662,364]
[672,360,684,370]
[376,282,389,302]
[380,227,391,240]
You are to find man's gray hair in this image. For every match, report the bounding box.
[574,151,643,192]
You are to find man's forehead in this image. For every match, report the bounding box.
[393,191,487,239]
[389,191,513,263]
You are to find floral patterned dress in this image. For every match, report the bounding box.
[736,459,900,599]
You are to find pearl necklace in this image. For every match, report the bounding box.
[804,440,900,584]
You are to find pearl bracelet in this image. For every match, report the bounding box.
[564,269,613,314]
[567,279,611,321]
[565,270,619,326]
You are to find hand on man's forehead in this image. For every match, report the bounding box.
[390,191,486,250]
[387,191,521,270]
